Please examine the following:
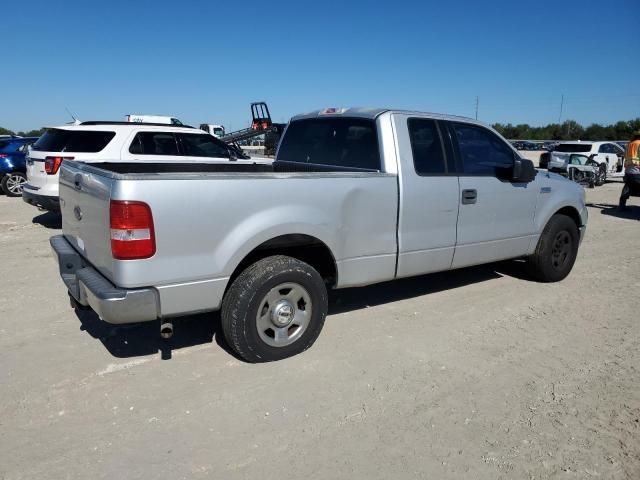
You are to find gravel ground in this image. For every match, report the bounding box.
[1,180,639,480]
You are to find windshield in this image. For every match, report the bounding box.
[554,144,592,153]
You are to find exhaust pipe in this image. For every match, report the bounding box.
[160,320,174,339]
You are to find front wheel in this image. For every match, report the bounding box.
[596,164,607,186]
[1,172,27,197]
[221,255,328,362]
[526,214,580,282]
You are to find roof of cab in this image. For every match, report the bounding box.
[290,107,480,125]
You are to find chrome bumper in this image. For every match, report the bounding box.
[50,235,159,324]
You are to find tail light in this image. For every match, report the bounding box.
[110,200,155,260]
[44,156,74,174]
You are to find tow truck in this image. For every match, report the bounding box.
[219,102,277,144]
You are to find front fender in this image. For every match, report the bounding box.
[534,172,587,232]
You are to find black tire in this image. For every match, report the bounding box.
[572,170,585,183]
[599,164,607,185]
[221,255,328,362]
[526,214,579,282]
[1,172,27,197]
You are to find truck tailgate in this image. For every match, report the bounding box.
[59,161,116,281]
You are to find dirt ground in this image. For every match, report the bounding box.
[1,180,639,480]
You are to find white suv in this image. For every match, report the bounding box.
[23,122,248,211]
[546,141,625,181]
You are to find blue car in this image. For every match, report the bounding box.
[0,137,39,196]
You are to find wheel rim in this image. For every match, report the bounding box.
[6,174,26,194]
[256,282,312,347]
[551,230,572,270]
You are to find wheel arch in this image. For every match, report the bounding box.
[553,205,583,230]
[227,233,339,291]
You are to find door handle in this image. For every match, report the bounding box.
[461,189,477,204]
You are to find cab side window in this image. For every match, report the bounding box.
[452,124,514,176]
[598,144,611,153]
[407,118,447,175]
[129,132,179,155]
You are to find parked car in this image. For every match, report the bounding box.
[23,122,264,212]
[546,141,625,181]
[512,141,543,151]
[0,137,38,196]
[50,107,587,362]
[563,154,603,188]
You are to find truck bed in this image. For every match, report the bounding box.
[86,160,380,176]
[58,160,398,314]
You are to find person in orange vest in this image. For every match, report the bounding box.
[619,131,640,210]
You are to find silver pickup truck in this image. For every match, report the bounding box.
[51,108,587,362]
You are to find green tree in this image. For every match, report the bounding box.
[492,118,640,141]
[17,128,46,137]
[0,127,16,136]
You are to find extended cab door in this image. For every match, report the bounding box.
[393,114,460,277]
[446,121,539,268]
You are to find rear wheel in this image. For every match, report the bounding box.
[526,214,579,282]
[1,172,27,197]
[221,255,328,362]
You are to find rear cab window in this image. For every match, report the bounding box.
[276,118,381,171]
[32,129,115,153]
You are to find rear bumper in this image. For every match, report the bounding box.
[50,235,159,324]
[22,187,60,212]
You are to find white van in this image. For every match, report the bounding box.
[125,115,184,126]
[199,124,226,138]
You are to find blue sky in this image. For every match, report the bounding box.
[2,0,639,132]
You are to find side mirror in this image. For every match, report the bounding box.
[228,146,238,161]
[512,158,536,183]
